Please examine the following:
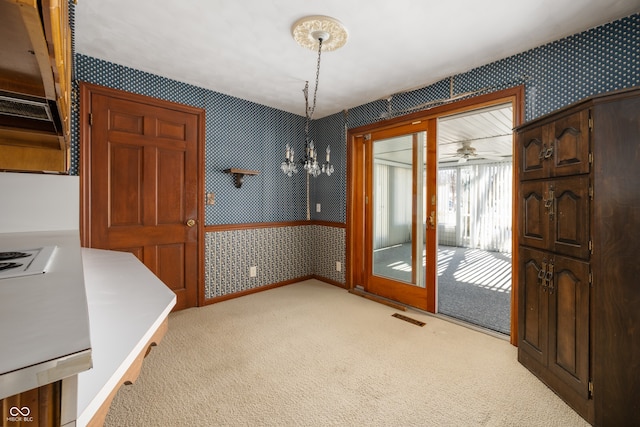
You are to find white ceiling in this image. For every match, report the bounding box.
[75,1,640,119]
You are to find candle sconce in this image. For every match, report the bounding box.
[224,168,260,188]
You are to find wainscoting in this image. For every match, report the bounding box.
[204,222,345,301]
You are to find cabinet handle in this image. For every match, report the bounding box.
[538,143,546,160]
[544,142,554,159]
[539,259,548,291]
[544,188,555,220]
[546,261,555,294]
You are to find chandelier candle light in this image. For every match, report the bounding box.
[281,15,347,178]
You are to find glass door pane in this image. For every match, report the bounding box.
[371,132,425,287]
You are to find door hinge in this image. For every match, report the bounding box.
[588,152,593,165]
[365,195,369,205]
[589,271,593,286]
[89,113,93,126]
[588,114,593,130]
[589,240,593,254]
[588,380,594,397]
[589,186,594,200]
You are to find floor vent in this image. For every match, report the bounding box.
[392,313,425,327]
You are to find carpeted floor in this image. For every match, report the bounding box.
[437,246,511,335]
[374,244,511,334]
[104,279,587,427]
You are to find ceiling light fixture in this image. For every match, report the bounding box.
[281,16,347,178]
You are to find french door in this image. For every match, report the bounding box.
[363,121,437,310]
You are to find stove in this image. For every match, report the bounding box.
[0,246,57,280]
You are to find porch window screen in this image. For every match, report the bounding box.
[373,163,412,250]
[437,161,512,253]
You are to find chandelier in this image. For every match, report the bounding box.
[281,16,347,178]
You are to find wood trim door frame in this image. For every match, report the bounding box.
[79,81,206,307]
[347,86,524,345]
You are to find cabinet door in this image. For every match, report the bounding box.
[519,126,546,181]
[548,254,590,399]
[549,109,591,178]
[552,175,590,259]
[518,109,591,181]
[519,181,549,251]
[518,247,549,365]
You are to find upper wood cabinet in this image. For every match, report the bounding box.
[518,109,591,181]
[0,0,71,172]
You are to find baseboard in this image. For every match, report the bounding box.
[200,275,347,306]
[311,274,348,289]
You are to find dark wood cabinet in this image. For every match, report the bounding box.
[517,87,640,426]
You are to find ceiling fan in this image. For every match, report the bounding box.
[438,138,512,164]
[456,141,477,162]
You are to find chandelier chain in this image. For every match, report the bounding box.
[308,38,323,121]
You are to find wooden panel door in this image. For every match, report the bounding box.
[81,84,202,310]
[548,254,590,399]
[518,247,549,365]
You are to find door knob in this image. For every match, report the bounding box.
[186,219,196,227]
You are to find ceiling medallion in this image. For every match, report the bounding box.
[291,15,348,51]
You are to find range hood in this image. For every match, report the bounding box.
[0,91,63,136]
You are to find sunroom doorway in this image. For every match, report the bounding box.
[436,103,513,335]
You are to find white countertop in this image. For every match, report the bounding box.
[0,230,93,400]
[76,248,176,426]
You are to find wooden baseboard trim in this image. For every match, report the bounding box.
[201,276,348,305]
[201,276,313,305]
[348,288,407,311]
[312,274,348,289]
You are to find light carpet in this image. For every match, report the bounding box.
[104,279,588,427]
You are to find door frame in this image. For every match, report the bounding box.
[347,86,524,345]
[79,82,206,307]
